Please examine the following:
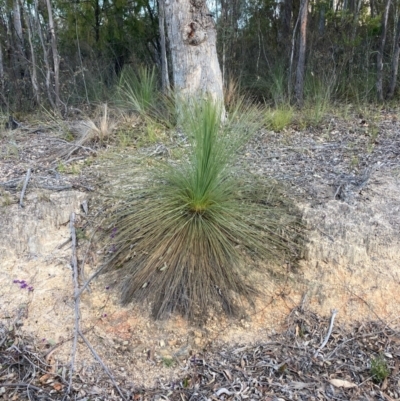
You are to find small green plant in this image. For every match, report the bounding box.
[350,155,359,169]
[265,106,293,131]
[64,131,75,142]
[1,191,13,206]
[117,66,158,115]
[300,73,332,127]
[102,97,304,320]
[57,162,67,173]
[57,162,81,175]
[370,354,390,383]
[4,141,19,159]
[162,357,175,367]
[76,228,88,240]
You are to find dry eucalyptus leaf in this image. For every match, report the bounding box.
[329,379,357,388]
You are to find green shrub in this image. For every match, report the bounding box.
[117,66,158,114]
[265,106,293,131]
[102,97,304,320]
[370,354,390,383]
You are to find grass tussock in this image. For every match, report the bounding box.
[102,98,304,320]
[81,103,117,145]
[116,66,158,115]
[265,106,293,131]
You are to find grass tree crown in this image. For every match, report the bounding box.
[101,97,304,320]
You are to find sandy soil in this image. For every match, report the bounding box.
[1,114,399,389]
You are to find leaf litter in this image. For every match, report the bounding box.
[1,306,400,400]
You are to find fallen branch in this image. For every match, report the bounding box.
[67,214,126,400]
[67,212,80,396]
[1,382,48,393]
[37,184,73,191]
[78,330,127,401]
[19,168,32,208]
[0,177,23,188]
[74,263,107,300]
[313,309,338,358]
[43,328,91,359]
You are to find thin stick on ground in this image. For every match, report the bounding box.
[78,220,104,288]
[313,309,338,358]
[19,168,32,208]
[78,330,127,401]
[67,212,80,397]
[67,214,125,400]
[75,261,107,300]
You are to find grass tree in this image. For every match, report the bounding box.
[102,98,303,320]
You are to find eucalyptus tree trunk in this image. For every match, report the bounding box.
[23,2,40,105]
[376,0,391,102]
[295,0,309,106]
[34,0,56,110]
[388,16,400,99]
[158,0,170,93]
[164,0,224,104]
[45,0,61,109]
[0,42,4,88]
[0,42,7,108]
[12,0,26,78]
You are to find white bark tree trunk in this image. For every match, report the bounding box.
[158,0,170,93]
[46,0,61,109]
[34,0,56,109]
[23,1,40,105]
[295,0,309,106]
[164,0,224,104]
[376,0,391,102]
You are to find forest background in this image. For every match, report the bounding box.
[1,0,400,114]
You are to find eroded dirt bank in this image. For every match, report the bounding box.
[0,111,399,398]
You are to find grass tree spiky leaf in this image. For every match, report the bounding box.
[101,98,304,320]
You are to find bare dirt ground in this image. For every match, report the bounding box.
[0,108,399,400]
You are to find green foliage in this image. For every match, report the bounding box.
[268,65,289,105]
[117,66,158,114]
[298,74,332,127]
[162,357,175,367]
[370,354,390,383]
[265,106,293,131]
[101,97,304,320]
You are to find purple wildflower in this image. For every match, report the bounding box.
[28,286,34,292]
[105,286,110,290]
[110,227,117,238]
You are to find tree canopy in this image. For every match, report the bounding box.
[1,0,400,110]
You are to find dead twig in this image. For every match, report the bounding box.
[37,184,73,191]
[19,168,32,208]
[313,309,338,358]
[78,330,127,401]
[1,382,48,393]
[0,177,23,188]
[43,328,91,359]
[67,212,80,397]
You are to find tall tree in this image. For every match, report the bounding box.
[295,0,309,106]
[376,0,391,102]
[388,14,400,98]
[164,0,224,103]
[46,0,61,109]
[158,0,170,92]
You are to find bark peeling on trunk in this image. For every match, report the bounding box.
[164,0,224,103]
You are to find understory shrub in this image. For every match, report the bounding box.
[101,98,304,320]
